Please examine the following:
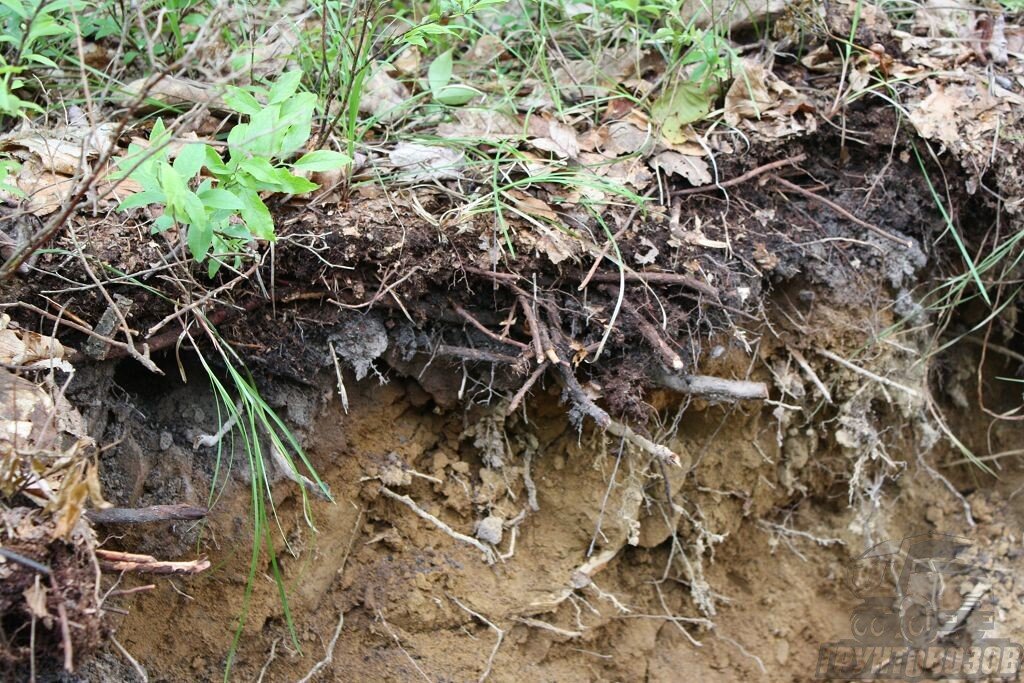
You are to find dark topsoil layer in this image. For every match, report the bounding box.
[2,103,969,417]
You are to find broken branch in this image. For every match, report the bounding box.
[773,175,914,249]
[87,504,208,525]
[671,154,807,197]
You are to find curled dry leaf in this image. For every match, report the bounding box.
[359,65,410,123]
[650,150,712,186]
[388,142,464,181]
[0,316,66,366]
[530,117,580,160]
[0,368,57,450]
[724,59,816,138]
[393,46,422,76]
[124,77,228,111]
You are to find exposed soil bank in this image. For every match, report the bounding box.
[76,285,1024,682]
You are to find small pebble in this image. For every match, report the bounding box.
[475,516,504,545]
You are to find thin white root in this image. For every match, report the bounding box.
[255,638,280,683]
[522,451,540,512]
[715,631,767,674]
[375,608,432,682]
[449,596,505,682]
[816,348,920,399]
[653,371,769,402]
[758,521,845,548]
[380,486,497,564]
[789,347,833,404]
[330,344,350,414]
[513,617,583,639]
[917,448,976,527]
[193,404,241,449]
[296,611,345,683]
[111,636,148,683]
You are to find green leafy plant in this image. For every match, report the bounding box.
[117,70,350,276]
[0,0,82,117]
[427,48,481,105]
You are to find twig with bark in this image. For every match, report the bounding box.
[87,504,208,525]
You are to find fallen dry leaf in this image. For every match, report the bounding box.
[0,368,56,447]
[604,121,653,156]
[504,188,558,222]
[650,150,711,186]
[436,108,522,142]
[388,142,464,181]
[0,320,66,366]
[125,76,227,110]
[724,62,774,124]
[12,158,142,216]
[530,117,580,160]
[359,65,410,123]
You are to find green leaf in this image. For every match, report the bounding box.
[223,87,262,117]
[433,84,480,106]
[158,162,188,217]
[173,142,207,179]
[227,121,253,154]
[274,170,318,194]
[0,0,28,20]
[428,50,454,93]
[188,222,214,262]
[238,158,317,193]
[198,187,244,210]
[292,149,352,172]
[118,189,165,210]
[204,146,230,176]
[650,80,714,143]
[277,94,316,157]
[237,156,282,186]
[237,189,275,240]
[152,214,175,233]
[268,71,303,105]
